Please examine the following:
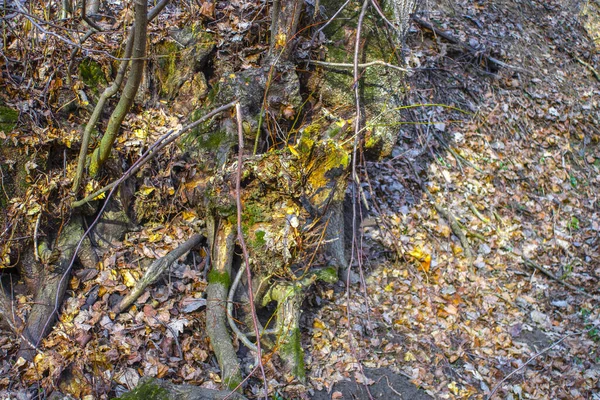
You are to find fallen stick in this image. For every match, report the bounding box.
[412,15,532,75]
[521,256,598,300]
[113,234,202,314]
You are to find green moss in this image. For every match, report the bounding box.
[254,229,266,247]
[244,202,268,226]
[79,59,107,91]
[156,41,180,98]
[314,266,338,283]
[224,374,242,391]
[0,105,18,133]
[208,269,231,289]
[280,327,305,380]
[112,379,168,400]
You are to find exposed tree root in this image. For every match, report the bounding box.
[412,15,532,75]
[262,280,312,381]
[120,377,248,400]
[17,215,97,360]
[205,218,242,390]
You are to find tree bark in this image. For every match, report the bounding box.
[205,218,242,390]
[88,0,148,177]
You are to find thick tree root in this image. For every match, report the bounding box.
[118,377,248,400]
[263,280,312,381]
[205,218,242,390]
[17,215,96,360]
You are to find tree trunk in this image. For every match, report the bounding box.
[88,0,148,177]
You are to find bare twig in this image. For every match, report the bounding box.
[309,59,409,73]
[227,262,259,352]
[308,0,351,49]
[72,101,236,208]
[521,256,598,299]
[33,213,41,262]
[487,326,597,399]
[347,2,376,400]
[234,103,268,398]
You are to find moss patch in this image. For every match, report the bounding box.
[112,379,168,400]
[79,59,107,92]
[280,327,306,380]
[208,269,231,288]
[0,105,18,133]
[315,266,338,283]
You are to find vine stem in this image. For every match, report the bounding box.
[235,103,268,398]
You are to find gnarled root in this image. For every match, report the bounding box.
[263,281,308,381]
[17,214,97,360]
[205,217,243,390]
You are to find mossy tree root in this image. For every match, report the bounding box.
[17,215,97,360]
[263,281,307,381]
[205,217,243,390]
[116,377,248,400]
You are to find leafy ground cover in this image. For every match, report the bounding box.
[0,0,599,399]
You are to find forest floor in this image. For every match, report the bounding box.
[1,0,599,399]
[306,0,600,399]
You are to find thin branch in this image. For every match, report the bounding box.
[72,101,237,208]
[369,0,399,33]
[486,326,597,399]
[226,263,259,352]
[81,0,102,32]
[521,256,598,299]
[113,235,202,314]
[309,59,409,73]
[347,3,376,400]
[308,0,351,49]
[234,103,268,398]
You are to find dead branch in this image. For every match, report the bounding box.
[113,234,202,314]
[487,325,597,399]
[309,59,409,73]
[234,103,268,395]
[521,256,598,300]
[72,101,237,208]
[572,55,600,82]
[412,15,532,75]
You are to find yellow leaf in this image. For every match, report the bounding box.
[148,232,162,242]
[313,319,326,330]
[288,144,299,157]
[121,270,137,288]
[404,351,416,362]
[133,128,147,139]
[276,33,287,47]
[139,186,155,195]
[182,210,197,222]
[407,247,426,260]
[448,381,459,395]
